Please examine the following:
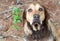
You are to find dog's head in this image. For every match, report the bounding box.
[26,3,45,25]
[23,3,48,31]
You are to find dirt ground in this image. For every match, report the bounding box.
[0,0,60,41]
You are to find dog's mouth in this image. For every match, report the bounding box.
[32,20,40,25]
[32,20,40,26]
[34,23,38,28]
[32,21,41,31]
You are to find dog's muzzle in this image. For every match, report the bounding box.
[31,14,41,31]
[32,14,40,25]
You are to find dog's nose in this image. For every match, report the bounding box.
[33,14,40,19]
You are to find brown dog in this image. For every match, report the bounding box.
[23,2,55,41]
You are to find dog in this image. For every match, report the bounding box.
[23,2,55,41]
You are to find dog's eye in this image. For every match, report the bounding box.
[28,9,32,12]
[39,8,43,11]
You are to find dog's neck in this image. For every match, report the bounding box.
[26,21,51,40]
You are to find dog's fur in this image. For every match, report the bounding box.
[23,2,55,41]
[48,19,60,41]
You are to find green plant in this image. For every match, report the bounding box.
[12,25,19,30]
[12,6,22,30]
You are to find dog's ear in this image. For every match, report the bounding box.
[22,10,26,26]
[42,6,50,21]
[41,5,50,28]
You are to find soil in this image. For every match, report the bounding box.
[0,0,60,41]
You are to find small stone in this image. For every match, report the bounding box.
[0,26,3,29]
[0,35,4,39]
[58,1,60,4]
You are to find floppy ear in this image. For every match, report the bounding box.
[42,6,50,22]
[22,10,26,26]
[43,6,52,31]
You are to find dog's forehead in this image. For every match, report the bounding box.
[28,3,43,10]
